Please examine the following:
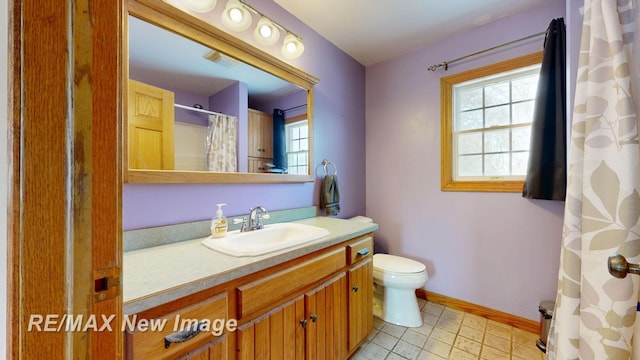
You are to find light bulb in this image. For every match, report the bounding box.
[229,8,243,22]
[259,25,272,38]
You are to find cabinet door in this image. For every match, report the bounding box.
[248,109,273,159]
[305,273,348,360]
[236,296,305,360]
[128,79,175,170]
[348,258,373,352]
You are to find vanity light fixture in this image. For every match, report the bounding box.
[221,0,252,32]
[222,0,304,58]
[174,0,305,59]
[181,0,217,13]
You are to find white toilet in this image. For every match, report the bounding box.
[348,216,428,328]
[373,253,428,327]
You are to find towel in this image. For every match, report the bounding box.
[320,174,340,216]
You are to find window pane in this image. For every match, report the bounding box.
[458,132,482,155]
[297,152,307,164]
[459,88,483,110]
[512,126,531,151]
[458,155,482,176]
[485,81,510,106]
[512,75,538,102]
[299,124,308,137]
[458,109,483,130]
[300,138,308,151]
[291,140,300,152]
[512,151,529,175]
[288,154,297,166]
[484,129,510,153]
[512,100,535,124]
[485,105,510,127]
[484,153,510,176]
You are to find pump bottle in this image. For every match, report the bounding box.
[211,203,228,238]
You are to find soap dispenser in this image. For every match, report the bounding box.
[211,203,228,238]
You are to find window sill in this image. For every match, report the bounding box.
[441,179,524,193]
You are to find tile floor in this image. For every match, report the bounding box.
[350,299,545,360]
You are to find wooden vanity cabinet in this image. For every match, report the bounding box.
[125,233,374,360]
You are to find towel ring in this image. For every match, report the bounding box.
[322,159,338,176]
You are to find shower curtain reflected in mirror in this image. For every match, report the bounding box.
[206,114,238,172]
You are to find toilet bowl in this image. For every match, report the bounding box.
[373,253,428,327]
[347,216,428,327]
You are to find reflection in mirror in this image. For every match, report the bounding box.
[127,14,310,178]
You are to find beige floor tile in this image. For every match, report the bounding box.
[402,329,429,348]
[359,342,390,360]
[454,335,482,355]
[430,328,456,345]
[480,345,510,360]
[393,340,422,359]
[417,350,446,360]
[483,332,511,353]
[449,347,479,360]
[381,322,407,338]
[462,313,487,331]
[458,325,485,343]
[512,342,543,359]
[486,320,512,340]
[372,330,399,350]
[423,338,452,358]
[366,302,544,360]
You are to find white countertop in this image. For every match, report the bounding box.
[123,217,378,314]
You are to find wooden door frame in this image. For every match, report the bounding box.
[8,0,122,358]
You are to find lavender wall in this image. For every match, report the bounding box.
[365,1,571,321]
[123,0,366,229]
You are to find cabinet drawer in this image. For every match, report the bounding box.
[126,292,228,359]
[237,247,346,319]
[347,236,373,265]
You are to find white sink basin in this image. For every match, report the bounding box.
[202,222,330,257]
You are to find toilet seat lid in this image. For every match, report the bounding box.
[373,254,426,274]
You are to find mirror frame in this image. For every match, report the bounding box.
[124,0,319,183]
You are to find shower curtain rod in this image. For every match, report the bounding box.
[283,104,307,112]
[427,30,547,72]
[174,103,226,117]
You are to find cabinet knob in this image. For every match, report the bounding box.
[310,314,318,323]
[300,319,308,328]
[352,286,359,292]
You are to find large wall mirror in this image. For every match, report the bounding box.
[124,0,318,183]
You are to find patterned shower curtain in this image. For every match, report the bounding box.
[206,113,238,172]
[547,0,639,359]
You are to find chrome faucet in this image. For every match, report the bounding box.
[243,206,269,232]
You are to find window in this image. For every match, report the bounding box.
[285,119,309,175]
[441,52,542,192]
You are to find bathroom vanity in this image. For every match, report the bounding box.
[123,216,377,359]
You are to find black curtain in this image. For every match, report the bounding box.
[273,109,287,172]
[522,18,566,200]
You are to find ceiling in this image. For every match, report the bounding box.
[275,0,552,66]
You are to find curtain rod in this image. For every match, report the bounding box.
[174,103,225,116]
[427,31,547,72]
[283,104,307,112]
